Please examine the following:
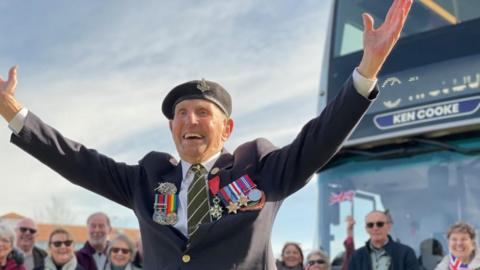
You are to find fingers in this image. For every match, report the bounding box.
[6,66,18,94]
[402,0,413,23]
[385,0,401,24]
[362,13,374,32]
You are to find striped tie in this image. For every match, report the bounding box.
[187,164,211,238]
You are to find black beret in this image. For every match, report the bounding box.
[162,79,232,120]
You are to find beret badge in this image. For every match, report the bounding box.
[197,78,211,92]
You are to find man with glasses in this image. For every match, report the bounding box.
[15,218,47,270]
[348,210,419,270]
[75,212,112,270]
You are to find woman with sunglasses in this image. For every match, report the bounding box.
[34,228,83,270]
[305,250,330,270]
[276,242,305,270]
[104,235,139,270]
[0,225,25,270]
[434,222,480,270]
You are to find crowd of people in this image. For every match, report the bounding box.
[0,213,143,270]
[274,211,480,270]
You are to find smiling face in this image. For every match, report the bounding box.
[169,99,233,164]
[0,236,12,264]
[282,244,303,268]
[109,240,132,267]
[87,213,111,249]
[449,232,475,261]
[305,253,328,270]
[15,218,37,253]
[49,233,74,266]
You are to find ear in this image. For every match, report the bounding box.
[222,118,234,141]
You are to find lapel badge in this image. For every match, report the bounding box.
[197,78,210,92]
[154,182,177,194]
[210,167,220,175]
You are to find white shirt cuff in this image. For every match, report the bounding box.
[8,108,29,135]
[353,68,377,98]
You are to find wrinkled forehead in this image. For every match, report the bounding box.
[365,212,388,223]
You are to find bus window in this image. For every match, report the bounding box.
[317,150,480,259]
[333,0,480,57]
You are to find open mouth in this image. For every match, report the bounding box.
[183,133,204,140]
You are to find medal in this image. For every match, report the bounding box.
[247,189,262,203]
[227,201,239,214]
[152,182,178,225]
[210,197,223,220]
[152,211,167,224]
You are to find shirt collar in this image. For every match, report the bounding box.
[181,152,222,179]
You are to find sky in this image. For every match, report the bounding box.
[0,0,333,257]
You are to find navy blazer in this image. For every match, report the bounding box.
[11,77,375,270]
[348,235,420,270]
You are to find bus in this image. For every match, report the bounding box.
[317,1,480,269]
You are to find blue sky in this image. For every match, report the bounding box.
[0,0,332,256]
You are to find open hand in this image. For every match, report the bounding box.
[358,0,413,79]
[0,66,22,122]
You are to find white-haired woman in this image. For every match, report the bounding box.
[0,224,25,270]
[305,250,330,270]
[104,234,140,270]
[435,222,480,270]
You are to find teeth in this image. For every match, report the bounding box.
[184,133,202,139]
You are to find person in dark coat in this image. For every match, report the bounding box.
[348,211,419,270]
[0,0,413,268]
[15,218,47,270]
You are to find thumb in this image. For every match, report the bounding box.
[362,13,374,32]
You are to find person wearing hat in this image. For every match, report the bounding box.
[0,1,412,269]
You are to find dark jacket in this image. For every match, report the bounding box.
[75,242,105,270]
[132,252,142,269]
[32,246,47,269]
[11,77,375,270]
[348,235,420,270]
[1,259,26,270]
[3,250,25,270]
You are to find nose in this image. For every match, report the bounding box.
[185,111,199,124]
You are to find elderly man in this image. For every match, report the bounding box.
[76,212,112,270]
[0,1,412,268]
[348,211,419,270]
[15,218,47,270]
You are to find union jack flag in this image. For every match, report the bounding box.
[450,254,468,270]
[329,191,355,205]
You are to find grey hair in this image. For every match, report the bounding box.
[305,250,330,270]
[86,212,111,228]
[0,224,16,245]
[107,234,136,261]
